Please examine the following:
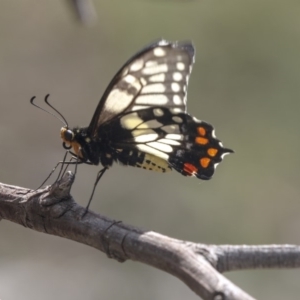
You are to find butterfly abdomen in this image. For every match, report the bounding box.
[137,153,172,172]
[115,148,171,172]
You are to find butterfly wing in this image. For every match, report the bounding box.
[85,40,232,179]
[87,40,194,136]
[102,107,233,179]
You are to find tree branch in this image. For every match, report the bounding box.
[214,244,300,272]
[1,172,299,300]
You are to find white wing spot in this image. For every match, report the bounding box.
[176,62,185,71]
[170,108,183,113]
[146,60,158,67]
[153,108,164,117]
[221,152,230,159]
[147,142,173,153]
[124,74,137,84]
[153,47,166,57]
[121,75,141,91]
[157,40,169,46]
[132,129,155,137]
[148,73,165,82]
[136,94,169,105]
[142,83,166,94]
[212,129,217,138]
[165,134,183,140]
[142,64,168,75]
[121,67,129,76]
[162,124,179,133]
[136,144,169,160]
[173,95,182,105]
[134,133,159,143]
[130,59,144,72]
[173,72,183,81]
[105,89,134,114]
[214,162,220,169]
[120,112,144,129]
[172,116,183,123]
[132,105,149,111]
[158,138,181,146]
[171,83,180,92]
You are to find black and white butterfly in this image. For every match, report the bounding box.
[59,40,233,187]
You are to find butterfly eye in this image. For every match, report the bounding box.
[64,129,74,142]
[60,127,74,150]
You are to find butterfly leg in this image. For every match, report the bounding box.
[54,151,77,185]
[28,151,70,192]
[83,167,108,216]
[52,149,96,184]
[38,151,82,190]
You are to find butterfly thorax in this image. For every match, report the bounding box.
[60,126,113,166]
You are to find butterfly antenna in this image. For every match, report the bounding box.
[30,94,68,127]
[44,94,69,127]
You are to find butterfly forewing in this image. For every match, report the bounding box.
[88,40,194,137]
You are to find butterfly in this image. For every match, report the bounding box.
[58,39,233,192]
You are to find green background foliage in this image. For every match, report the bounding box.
[0,0,300,299]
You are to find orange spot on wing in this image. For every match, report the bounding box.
[195,137,208,145]
[200,157,210,168]
[183,163,198,175]
[197,127,206,136]
[207,148,218,157]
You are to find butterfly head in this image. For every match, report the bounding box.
[61,126,74,144]
[60,126,83,159]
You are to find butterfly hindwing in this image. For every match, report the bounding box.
[88,40,195,136]
[100,107,232,179]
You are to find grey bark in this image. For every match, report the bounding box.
[1,172,299,300]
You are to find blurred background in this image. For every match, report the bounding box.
[0,0,300,299]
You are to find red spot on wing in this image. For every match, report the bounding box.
[183,163,198,176]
